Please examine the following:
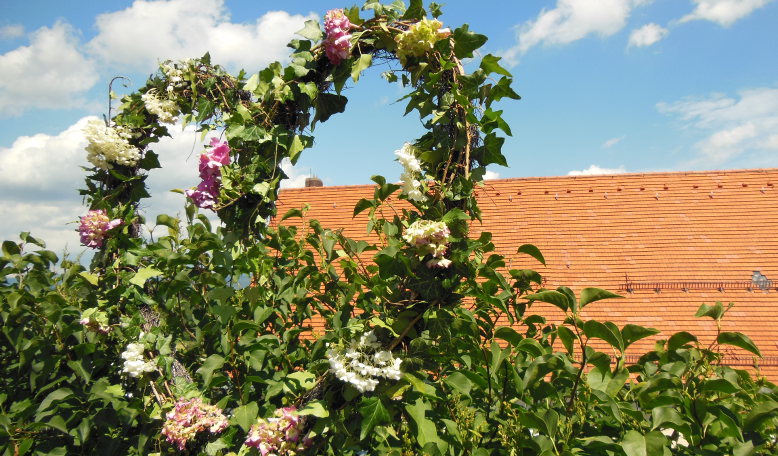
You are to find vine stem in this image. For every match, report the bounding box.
[388,310,425,351]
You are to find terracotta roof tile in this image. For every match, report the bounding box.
[275,168,778,380]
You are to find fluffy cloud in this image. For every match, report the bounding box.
[483,170,501,180]
[679,0,773,26]
[628,23,668,47]
[0,21,98,115]
[603,136,625,148]
[657,87,778,164]
[279,158,314,189]
[568,164,627,176]
[88,0,316,73]
[503,0,650,64]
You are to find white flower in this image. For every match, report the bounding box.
[403,220,453,268]
[83,119,141,169]
[327,330,402,393]
[141,89,179,124]
[395,143,426,202]
[121,342,156,377]
[660,428,689,448]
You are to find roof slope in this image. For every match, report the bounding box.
[276,168,778,379]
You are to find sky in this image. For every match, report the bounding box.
[0,0,776,255]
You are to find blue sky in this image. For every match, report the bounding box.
[0,0,776,254]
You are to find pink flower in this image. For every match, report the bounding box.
[323,9,352,65]
[187,139,230,210]
[161,397,228,451]
[78,210,122,249]
[245,406,309,455]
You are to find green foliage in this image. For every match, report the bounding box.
[2,1,777,455]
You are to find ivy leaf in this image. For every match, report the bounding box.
[129,267,162,287]
[405,398,444,449]
[231,402,258,433]
[296,20,323,42]
[79,271,99,286]
[517,244,545,266]
[313,93,348,126]
[298,400,329,418]
[479,54,511,76]
[359,396,390,440]
[453,25,487,59]
[717,332,761,357]
[401,0,425,19]
[351,54,373,83]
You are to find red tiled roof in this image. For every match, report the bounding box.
[275,168,778,380]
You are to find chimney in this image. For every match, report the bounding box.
[305,176,323,188]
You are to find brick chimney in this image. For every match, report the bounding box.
[305,176,323,187]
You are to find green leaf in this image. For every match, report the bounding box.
[525,290,570,312]
[583,321,624,352]
[353,198,374,217]
[129,267,162,287]
[298,400,329,418]
[231,402,258,433]
[281,208,304,221]
[359,396,390,440]
[313,93,348,125]
[296,19,323,41]
[620,430,669,456]
[744,400,778,432]
[401,0,424,19]
[405,398,444,449]
[453,25,487,59]
[621,324,660,350]
[717,332,761,357]
[517,244,545,265]
[556,326,575,355]
[351,53,372,83]
[79,271,99,286]
[588,365,628,397]
[579,288,622,308]
[494,326,522,346]
[441,208,470,224]
[196,354,224,387]
[667,331,698,351]
[444,372,473,397]
[479,54,512,76]
[695,302,726,320]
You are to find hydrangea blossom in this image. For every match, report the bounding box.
[121,342,155,377]
[161,397,229,451]
[327,330,402,393]
[141,89,179,124]
[245,406,310,455]
[395,18,452,65]
[403,219,452,268]
[79,308,111,334]
[185,138,231,210]
[83,119,141,169]
[78,209,122,249]
[395,143,426,202]
[160,59,191,93]
[323,9,352,65]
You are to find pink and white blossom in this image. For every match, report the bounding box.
[323,9,352,65]
[161,397,229,450]
[78,209,122,249]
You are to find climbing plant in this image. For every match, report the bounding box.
[2,1,777,455]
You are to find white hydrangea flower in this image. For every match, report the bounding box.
[403,219,453,268]
[160,59,191,93]
[395,143,426,202]
[327,331,402,393]
[141,89,179,124]
[83,119,141,169]
[121,342,156,377]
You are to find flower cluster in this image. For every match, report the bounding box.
[323,9,352,65]
[327,331,402,393]
[403,220,452,268]
[245,406,309,455]
[121,342,155,377]
[185,138,230,209]
[79,308,111,334]
[161,397,229,451]
[141,89,179,124]
[395,18,452,65]
[395,143,425,202]
[78,209,122,249]
[83,119,141,169]
[160,59,190,94]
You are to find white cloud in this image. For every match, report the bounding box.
[503,0,650,64]
[679,0,773,27]
[483,170,500,180]
[628,23,668,47]
[0,21,98,115]
[568,164,627,176]
[279,158,313,189]
[658,87,778,165]
[0,24,24,39]
[88,0,316,73]
[603,136,625,148]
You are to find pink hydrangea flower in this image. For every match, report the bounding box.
[78,209,122,249]
[323,9,352,65]
[161,397,229,451]
[187,139,230,210]
[245,406,310,455]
